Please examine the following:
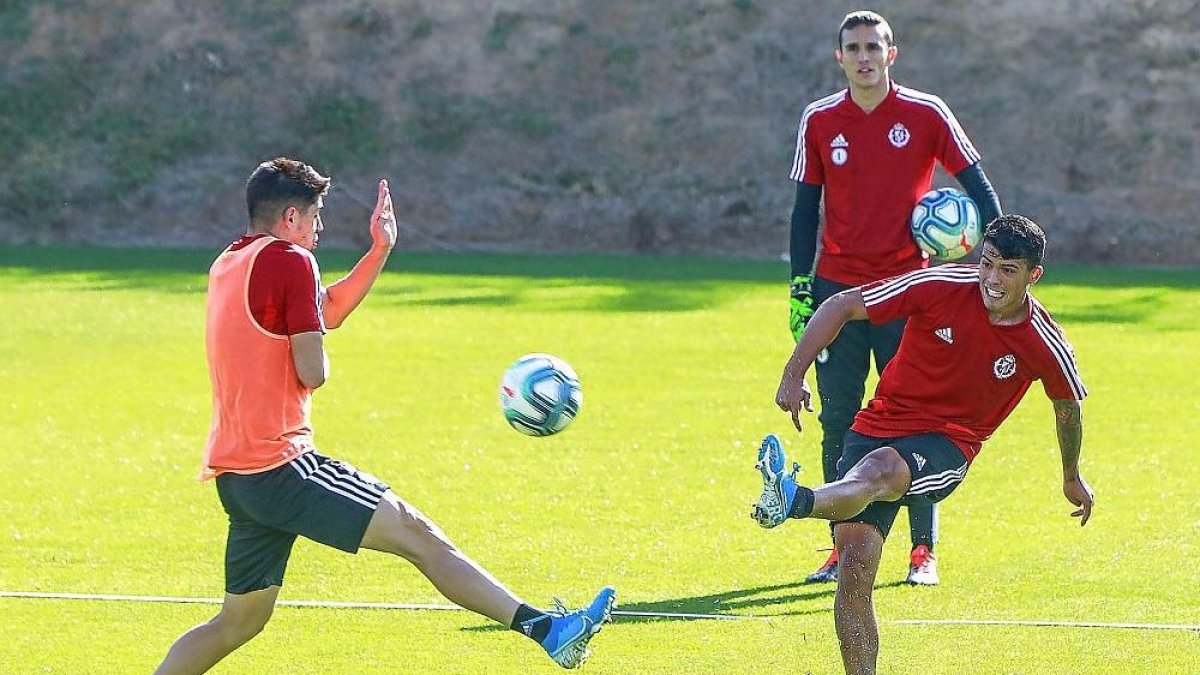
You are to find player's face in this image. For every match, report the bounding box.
[836,25,896,90]
[285,199,324,251]
[978,243,1043,320]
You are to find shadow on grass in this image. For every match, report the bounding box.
[0,245,782,312]
[1043,290,1168,325]
[0,245,783,282]
[3,246,1196,315]
[461,580,917,630]
[5,245,1196,283]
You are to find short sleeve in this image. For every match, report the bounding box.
[1030,310,1087,401]
[925,95,981,176]
[248,242,324,335]
[789,95,842,185]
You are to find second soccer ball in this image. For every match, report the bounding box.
[910,187,982,261]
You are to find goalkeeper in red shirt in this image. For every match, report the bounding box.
[786,10,1003,585]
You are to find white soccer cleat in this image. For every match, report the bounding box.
[906,545,940,586]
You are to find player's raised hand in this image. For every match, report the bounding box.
[369,179,398,251]
[775,374,814,433]
[1063,474,1094,526]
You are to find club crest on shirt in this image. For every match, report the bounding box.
[830,133,849,165]
[993,354,1017,379]
[888,123,910,148]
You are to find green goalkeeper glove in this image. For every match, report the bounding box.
[789,274,814,343]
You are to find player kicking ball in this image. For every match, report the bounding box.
[751,215,1094,675]
[154,158,614,673]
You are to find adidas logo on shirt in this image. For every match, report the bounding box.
[829,134,850,166]
[935,327,954,344]
[913,453,927,471]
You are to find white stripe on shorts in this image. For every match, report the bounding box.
[288,452,386,510]
[908,462,968,496]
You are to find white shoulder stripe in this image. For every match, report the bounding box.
[861,266,978,307]
[789,91,846,181]
[895,86,981,165]
[1028,301,1087,400]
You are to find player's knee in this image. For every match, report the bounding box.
[214,604,274,646]
[849,450,909,500]
[374,501,456,564]
[834,533,882,597]
[401,518,452,563]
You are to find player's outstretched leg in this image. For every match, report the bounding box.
[529,586,617,669]
[751,434,801,528]
[754,443,912,528]
[360,491,616,668]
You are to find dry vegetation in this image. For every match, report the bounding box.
[1,0,1196,263]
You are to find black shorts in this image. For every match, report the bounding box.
[834,430,969,539]
[215,452,390,594]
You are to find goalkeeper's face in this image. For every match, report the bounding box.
[836,24,896,91]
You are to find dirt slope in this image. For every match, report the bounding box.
[1,0,1196,264]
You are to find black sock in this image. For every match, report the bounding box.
[510,604,552,643]
[909,503,936,550]
[788,486,816,519]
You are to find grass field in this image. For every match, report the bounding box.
[1,245,1198,674]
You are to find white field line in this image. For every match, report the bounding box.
[0,591,757,622]
[2,591,1197,631]
[892,618,1200,632]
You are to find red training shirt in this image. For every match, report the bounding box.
[789,82,981,285]
[229,234,324,336]
[851,265,1087,461]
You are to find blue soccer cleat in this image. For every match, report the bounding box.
[539,586,616,669]
[752,434,801,528]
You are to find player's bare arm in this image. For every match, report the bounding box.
[290,331,328,389]
[1052,398,1093,526]
[323,179,398,329]
[777,289,869,431]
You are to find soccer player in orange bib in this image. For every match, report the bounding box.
[154,158,614,673]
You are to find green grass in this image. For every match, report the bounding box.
[1,246,1198,673]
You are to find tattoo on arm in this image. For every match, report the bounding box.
[1052,399,1083,479]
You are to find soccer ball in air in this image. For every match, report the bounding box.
[910,187,981,261]
[498,353,582,436]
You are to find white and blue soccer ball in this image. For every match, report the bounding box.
[499,353,582,436]
[910,187,981,261]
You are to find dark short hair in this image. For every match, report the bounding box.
[838,10,893,49]
[245,157,331,223]
[983,215,1047,268]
